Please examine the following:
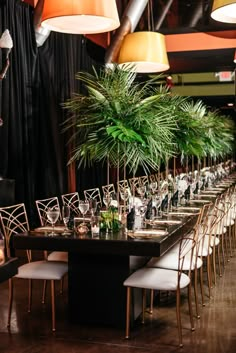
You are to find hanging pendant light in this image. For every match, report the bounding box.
[211,0,236,23]
[117,31,170,73]
[40,0,120,34]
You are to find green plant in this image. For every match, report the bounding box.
[62,65,178,175]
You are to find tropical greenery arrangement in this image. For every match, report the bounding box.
[62,64,235,175]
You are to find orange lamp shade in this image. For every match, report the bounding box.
[41,0,120,34]
[118,32,170,73]
[211,0,236,23]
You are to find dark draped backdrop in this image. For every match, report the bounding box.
[0,0,107,226]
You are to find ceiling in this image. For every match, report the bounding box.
[114,0,236,113]
[25,0,236,113]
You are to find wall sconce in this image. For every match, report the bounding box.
[211,0,236,23]
[40,0,120,34]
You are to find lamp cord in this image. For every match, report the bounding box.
[147,0,154,32]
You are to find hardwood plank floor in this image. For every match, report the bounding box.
[1,254,236,353]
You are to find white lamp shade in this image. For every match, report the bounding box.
[211,0,236,23]
[41,0,120,34]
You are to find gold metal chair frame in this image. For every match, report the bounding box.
[0,203,68,331]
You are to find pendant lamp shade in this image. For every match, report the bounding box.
[41,0,120,34]
[117,32,170,73]
[211,0,236,23]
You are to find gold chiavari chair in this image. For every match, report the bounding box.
[35,196,61,227]
[102,183,116,199]
[61,191,80,216]
[0,203,68,331]
[35,196,67,262]
[83,187,102,206]
[128,177,140,195]
[139,175,149,187]
[123,236,196,347]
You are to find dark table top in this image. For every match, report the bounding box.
[13,211,199,258]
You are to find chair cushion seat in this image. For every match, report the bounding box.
[146,252,202,270]
[47,251,68,262]
[15,260,68,280]
[123,267,190,291]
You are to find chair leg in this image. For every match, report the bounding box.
[142,289,146,324]
[7,278,13,327]
[176,289,183,348]
[51,280,56,332]
[199,266,205,306]
[149,289,154,314]
[60,278,64,295]
[28,279,32,313]
[193,268,200,318]
[187,284,195,332]
[42,280,47,304]
[206,255,212,298]
[125,287,131,339]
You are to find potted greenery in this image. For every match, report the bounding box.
[62,65,178,176]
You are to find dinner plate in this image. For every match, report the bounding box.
[150,219,182,225]
[167,211,198,216]
[33,225,72,233]
[128,229,168,238]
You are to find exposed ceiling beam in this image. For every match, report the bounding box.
[165,30,236,52]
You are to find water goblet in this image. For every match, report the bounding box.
[62,205,70,234]
[137,186,146,201]
[46,206,60,236]
[78,200,89,225]
[103,193,111,209]
[120,189,129,202]
[89,198,97,216]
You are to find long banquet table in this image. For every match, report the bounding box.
[13,210,201,328]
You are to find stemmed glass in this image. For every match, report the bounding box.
[103,193,111,209]
[78,200,89,225]
[62,205,70,233]
[149,182,157,195]
[89,198,97,216]
[46,206,60,236]
[137,186,146,201]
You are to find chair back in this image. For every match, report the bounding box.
[117,180,131,201]
[35,196,61,226]
[128,177,140,194]
[102,184,116,199]
[83,188,102,206]
[139,175,149,187]
[0,203,30,258]
[178,236,196,280]
[61,192,80,216]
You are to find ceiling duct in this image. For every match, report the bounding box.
[105,0,149,65]
[34,0,50,47]
[155,0,174,30]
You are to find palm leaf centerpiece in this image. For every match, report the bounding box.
[62,65,177,175]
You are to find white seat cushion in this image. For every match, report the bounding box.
[146,252,203,270]
[15,260,68,280]
[124,267,190,291]
[47,251,68,262]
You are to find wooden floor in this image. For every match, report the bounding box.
[1,252,236,353]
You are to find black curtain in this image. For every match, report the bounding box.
[0,0,107,226]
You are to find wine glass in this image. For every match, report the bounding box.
[103,193,111,209]
[149,182,157,195]
[78,200,89,225]
[136,204,147,229]
[120,189,129,202]
[89,198,97,216]
[137,186,146,200]
[62,205,70,233]
[46,206,60,236]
